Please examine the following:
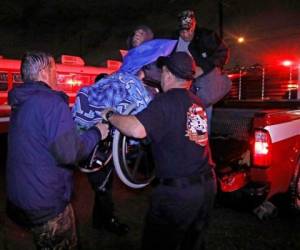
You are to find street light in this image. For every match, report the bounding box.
[237,36,245,43]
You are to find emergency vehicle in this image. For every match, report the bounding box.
[211,62,300,218]
[0,55,121,133]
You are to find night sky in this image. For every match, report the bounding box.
[1,0,300,67]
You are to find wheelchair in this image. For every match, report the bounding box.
[79,103,155,189]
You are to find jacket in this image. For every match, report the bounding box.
[174,27,229,75]
[6,81,101,227]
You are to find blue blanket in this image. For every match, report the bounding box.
[119,39,177,74]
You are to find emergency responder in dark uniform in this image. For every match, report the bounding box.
[102,52,217,250]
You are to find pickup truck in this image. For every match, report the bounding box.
[211,64,300,219]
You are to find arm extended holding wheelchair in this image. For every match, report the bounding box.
[50,113,109,166]
[102,109,147,139]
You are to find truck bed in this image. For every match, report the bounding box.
[211,99,300,167]
[211,107,259,166]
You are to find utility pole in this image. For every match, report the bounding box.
[218,0,224,39]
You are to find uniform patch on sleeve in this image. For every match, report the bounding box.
[186,103,208,146]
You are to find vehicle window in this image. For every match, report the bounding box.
[0,72,8,91]
[13,73,22,88]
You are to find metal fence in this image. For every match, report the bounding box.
[225,64,300,100]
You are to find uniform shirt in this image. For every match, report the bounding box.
[136,88,211,178]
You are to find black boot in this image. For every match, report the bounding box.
[104,216,130,236]
[92,189,129,236]
[89,166,129,236]
[92,188,113,229]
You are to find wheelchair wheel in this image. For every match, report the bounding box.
[79,134,112,173]
[113,103,155,188]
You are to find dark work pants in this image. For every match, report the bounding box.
[141,170,217,250]
[87,163,114,226]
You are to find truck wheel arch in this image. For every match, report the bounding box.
[290,157,300,209]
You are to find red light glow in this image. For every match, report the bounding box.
[220,172,248,192]
[254,142,269,155]
[282,60,293,67]
[228,72,247,79]
[288,84,298,90]
[252,130,272,167]
[66,79,83,86]
[262,52,297,66]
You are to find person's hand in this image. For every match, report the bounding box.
[101,108,114,122]
[95,122,109,140]
[194,66,204,78]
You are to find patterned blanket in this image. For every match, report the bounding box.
[72,72,152,129]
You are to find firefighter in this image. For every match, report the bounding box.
[102,52,217,250]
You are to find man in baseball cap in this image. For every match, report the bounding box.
[157,51,195,82]
[101,50,215,249]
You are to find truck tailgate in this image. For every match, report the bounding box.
[211,108,260,165]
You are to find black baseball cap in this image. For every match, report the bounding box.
[157,52,195,80]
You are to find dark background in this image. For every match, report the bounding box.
[1,0,300,67]
[1,1,300,249]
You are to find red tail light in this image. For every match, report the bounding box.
[252,129,272,167]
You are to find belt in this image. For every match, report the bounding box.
[152,171,213,188]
